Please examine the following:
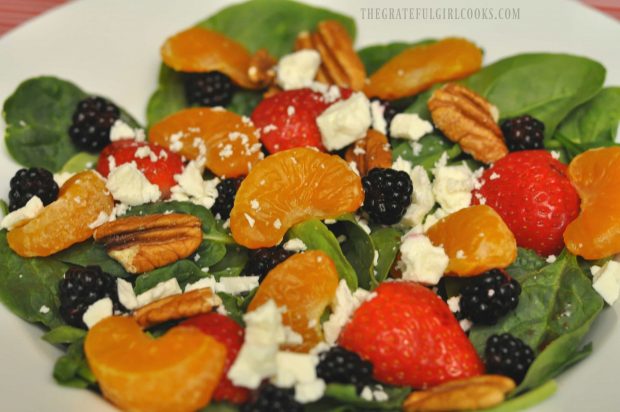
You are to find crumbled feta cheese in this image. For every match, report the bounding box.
[370,100,387,134]
[360,386,374,401]
[135,278,182,307]
[317,92,371,151]
[53,172,75,187]
[456,249,466,259]
[283,238,307,252]
[403,165,435,226]
[489,105,500,123]
[273,219,282,229]
[109,119,136,141]
[272,351,325,403]
[348,161,360,176]
[397,232,448,285]
[1,196,44,231]
[591,261,620,305]
[82,297,113,329]
[185,276,259,296]
[360,385,389,402]
[170,161,219,209]
[323,219,337,225]
[432,163,474,214]
[447,295,461,313]
[276,49,321,90]
[323,280,375,344]
[294,378,327,403]
[106,162,161,206]
[169,131,184,152]
[459,318,473,332]
[117,278,139,310]
[389,113,433,141]
[88,211,110,229]
[250,199,260,210]
[551,150,561,160]
[244,213,256,227]
[355,216,372,235]
[39,305,50,314]
[546,254,557,263]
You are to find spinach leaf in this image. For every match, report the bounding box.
[42,325,86,345]
[53,338,96,388]
[0,231,67,328]
[146,65,185,127]
[485,380,557,412]
[209,245,249,279]
[0,200,7,217]
[552,87,620,158]
[357,40,435,75]
[463,53,606,137]
[333,215,376,290]
[54,240,129,278]
[370,227,401,284]
[227,89,265,117]
[60,152,98,173]
[287,219,358,290]
[134,260,204,295]
[321,383,410,410]
[392,132,461,173]
[193,240,227,269]
[506,247,546,278]
[217,292,248,326]
[199,402,240,412]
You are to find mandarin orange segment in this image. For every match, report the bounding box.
[149,107,262,178]
[426,205,517,277]
[85,316,226,412]
[229,147,364,249]
[161,27,258,89]
[247,251,339,352]
[564,147,620,259]
[364,38,483,100]
[7,171,114,257]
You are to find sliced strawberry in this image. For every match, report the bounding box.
[339,282,484,388]
[180,313,250,404]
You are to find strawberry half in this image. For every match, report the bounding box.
[251,88,351,153]
[472,150,580,256]
[181,312,250,404]
[339,282,484,389]
[96,140,183,198]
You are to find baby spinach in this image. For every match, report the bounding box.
[317,383,410,410]
[193,240,227,269]
[199,402,240,412]
[53,338,96,388]
[463,53,606,137]
[485,380,557,412]
[506,247,546,278]
[0,200,7,217]
[332,215,376,290]
[209,245,249,279]
[287,219,358,290]
[370,227,401,284]
[357,40,435,75]
[54,240,129,278]
[134,260,205,295]
[146,66,186,127]
[392,133,461,173]
[42,325,86,345]
[60,152,98,173]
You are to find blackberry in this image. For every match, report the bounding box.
[68,96,120,152]
[362,168,413,225]
[459,269,521,325]
[58,266,124,328]
[316,346,374,391]
[8,167,59,212]
[485,333,535,384]
[246,247,294,282]
[183,71,236,107]
[241,384,302,412]
[501,115,545,152]
[211,177,243,220]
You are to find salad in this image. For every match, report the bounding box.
[1,0,620,411]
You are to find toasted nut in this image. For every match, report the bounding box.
[404,375,516,412]
[94,214,202,274]
[345,129,392,176]
[248,48,277,88]
[428,83,508,164]
[134,288,218,328]
[294,31,331,84]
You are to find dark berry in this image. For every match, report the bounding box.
[316,346,374,391]
[183,71,236,107]
[212,177,243,220]
[58,266,124,329]
[68,96,120,152]
[241,384,302,412]
[246,247,294,282]
[362,168,413,225]
[8,167,59,212]
[501,115,545,152]
[485,333,535,383]
[459,269,521,325]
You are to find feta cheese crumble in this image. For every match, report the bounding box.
[82,297,113,329]
[316,92,371,151]
[170,161,219,209]
[432,163,474,214]
[0,196,44,231]
[87,211,110,230]
[117,278,139,310]
[106,162,161,206]
[135,278,182,308]
[53,172,75,187]
[389,113,433,141]
[272,351,326,403]
[276,49,322,90]
[185,276,259,296]
[283,238,307,252]
[322,280,375,344]
[591,261,620,305]
[397,232,449,285]
[109,119,145,142]
[370,100,387,134]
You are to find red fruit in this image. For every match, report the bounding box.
[339,282,484,389]
[96,140,184,198]
[472,150,580,256]
[181,313,250,404]
[251,88,351,153]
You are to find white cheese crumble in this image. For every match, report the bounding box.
[135,278,182,308]
[276,49,321,90]
[317,92,371,151]
[370,100,387,134]
[360,385,389,402]
[389,113,433,141]
[394,159,435,227]
[432,163,474,214]
[106,162,161,206]
[447,295,461,313]
[273,219,282,229]
[170,161,219,209]
[53,172,75,187]
[272,351,326,403]
[1,196,44,231]
[283,238,307,252]
[109,119,145,142]
[546,254,557,263]
[185,276,259,296]
[591,261,620,305]
[323,279,375,344]
[39,305,50,314]
[397,232,448,285]
[87,211,110,230]
[82,297,113,329]
[117,278,139,310]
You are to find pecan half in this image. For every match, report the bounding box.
[134,287,218,328]
[404,375,515,412]
[93,214,202,274]
[345,129,392,176]
[248,48,277,88]
[294,21,366,91]
[428,83,507,164]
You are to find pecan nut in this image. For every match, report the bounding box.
[345,129,393,176]
[404,375,516,412]
[134,287,218,328]
[248,48,277,88]
[93,213,202,274]
[428,83,508,164]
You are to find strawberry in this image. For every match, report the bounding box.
[96,140,183,197]
[251,87,351,153]
[181,312,250,404]
[339,282,484,389]
[472,150,580,256]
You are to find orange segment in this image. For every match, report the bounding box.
[426,205,517,276]
[7,171,113,257]
[564,147,620,259]
[364,38,483,100]
[230,147,364,248]
[85,316,226,412]
[161,27,258,89]
[149,107,262,178]
[247,251,339,352]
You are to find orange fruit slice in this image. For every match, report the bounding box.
[7,171,114,257]
[426,205,517,276]
[247,251,339,352]
[364,38,482,100]
[564,147,620,259]
[161,27,258,89]
[85,316,226,412]
[229,147,364,248]
[149,107,262,178]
